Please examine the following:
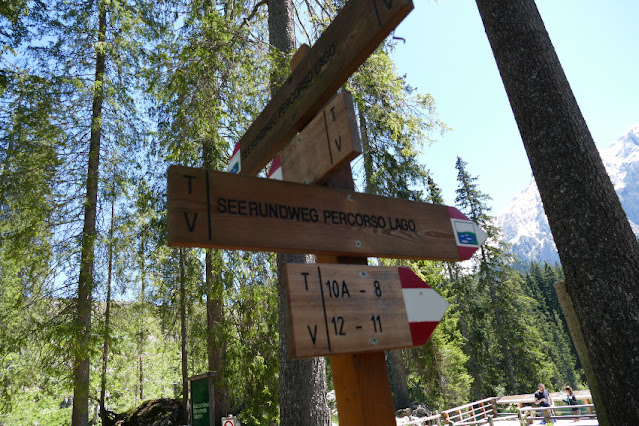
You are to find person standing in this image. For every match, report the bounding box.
[534,383,553,424]
[564,386,580,422]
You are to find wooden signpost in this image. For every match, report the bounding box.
[167,165,488,261]
[283,264,449,358]
[232,0,414,176]
[165,0,488,424]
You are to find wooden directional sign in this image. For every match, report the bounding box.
[167,165,488,260]
[267,91,362,184]
[234,0,414,176]
[283,263,449,358]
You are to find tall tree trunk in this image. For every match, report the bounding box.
[358,107,374,194]
[205,249,229,426]
[72,2,107,425]
[138,238,145,401]
[202,130,229,424]
[474,0,639,423]
[479,249,516,394]
[447,264,480,399]
[268,1,329,424]
[388,350,411,410]
[99,199,114,424]
[180,248,189,419]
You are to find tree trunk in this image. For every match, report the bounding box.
[206,249,229,426]
[138,238,145,401]
[100,199,114,424]
[180,248,189,418]
[474,0,639,423]
[448,263,481,400]
[268,1,329,424]
[480,249,516,394]
[388,350,411,410]
[358,107,375,194]
[72,2,107,424]
[277,253,331,426]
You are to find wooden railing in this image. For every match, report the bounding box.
[396,391,597,425]
[438,397,519,425]
[518,403,597,424]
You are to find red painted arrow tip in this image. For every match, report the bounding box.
[231,141,240,156]
[457,246,477,260]
[409,322,439,346]
[447,206,469,221]
[267,155,281,178]
[398,267,430,289]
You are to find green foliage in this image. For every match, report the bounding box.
[0,1,590,424]
[348,47,448,199]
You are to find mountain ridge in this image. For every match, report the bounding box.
[497,123,639,264]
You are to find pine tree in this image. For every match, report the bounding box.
[267,1,331,423]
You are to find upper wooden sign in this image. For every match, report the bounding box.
[267,91,362,184]
[167,165,488,261]
[284,263,449,358]
[236,0,414,176]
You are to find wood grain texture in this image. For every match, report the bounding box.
[284,264,412,358]
[236,0,413,176]
[167,165,461,260]
[330,352,396,426]
[280,91,361,184]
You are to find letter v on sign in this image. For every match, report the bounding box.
[226,0,413,176]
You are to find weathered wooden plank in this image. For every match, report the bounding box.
[236,0,414,176]
[271,91,362,184]
[284,263,448,358]
[167,165,487,261]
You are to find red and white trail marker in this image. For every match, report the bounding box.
[283,263,449,358]
[267,154,282,180]
[397,267,449,346]
[226,141,241,174]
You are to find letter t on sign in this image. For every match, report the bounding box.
[167,168,211,243]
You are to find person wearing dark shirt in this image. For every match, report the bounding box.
[534,383,552,424]
[564,386,580,422]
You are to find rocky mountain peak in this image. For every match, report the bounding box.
[497,123,639,264]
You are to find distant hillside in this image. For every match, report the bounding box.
[497,124,639,264]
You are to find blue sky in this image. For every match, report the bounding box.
[391,0,639,213]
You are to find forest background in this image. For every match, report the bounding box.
[0,0,583,424]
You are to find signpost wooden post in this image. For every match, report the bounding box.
[164,0,485,424]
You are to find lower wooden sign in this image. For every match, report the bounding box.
[167,165,487,260]
[283,263,449,358]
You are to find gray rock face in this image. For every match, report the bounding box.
[497,124,639,264]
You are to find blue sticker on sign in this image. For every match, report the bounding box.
[229,162,239,174]
[457,232,478,245]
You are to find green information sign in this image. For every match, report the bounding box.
[189,372,215,426]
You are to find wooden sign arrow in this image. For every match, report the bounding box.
[283,263,449,358]
[234,0,413,176]
[266,91,362,184]
[167,165,488,260]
